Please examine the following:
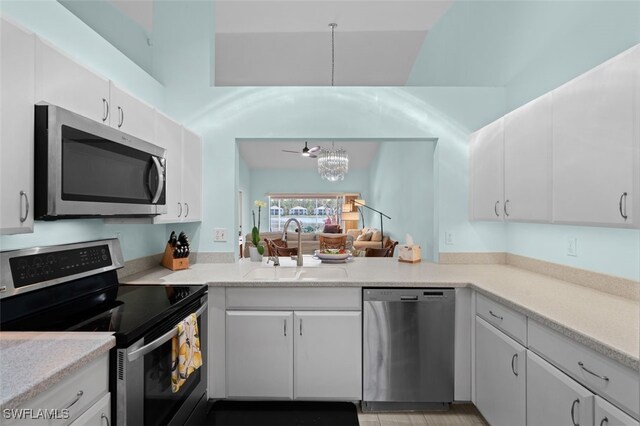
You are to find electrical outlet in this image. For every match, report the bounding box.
[445,232,454,245]
[567,236,578,257]
[114,232,121,241]
[214,228,227,242]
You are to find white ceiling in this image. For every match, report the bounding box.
[238,140,380,170]
[214,0,452,86]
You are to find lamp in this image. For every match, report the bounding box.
[352,199,390,248]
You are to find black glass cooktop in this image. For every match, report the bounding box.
[1,282,206,347]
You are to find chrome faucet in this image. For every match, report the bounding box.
[281,218,303,267]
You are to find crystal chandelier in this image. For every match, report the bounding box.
[317,24,349,182]
[318,143,349,182]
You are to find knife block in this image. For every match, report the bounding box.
[161,243,190,271]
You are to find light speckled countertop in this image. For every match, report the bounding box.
[0,332,115,410]
[123,257,640,370]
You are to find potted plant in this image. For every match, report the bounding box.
[249,200,267,261]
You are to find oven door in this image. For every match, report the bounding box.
[35,104,167,219]
[117,295,208,426]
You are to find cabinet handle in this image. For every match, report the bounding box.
[600,417,608,426]
[504,199,510,217]
[101,413,110,426]
[299,319,303,336]
[494,201,500,217]
[489,310,503,321]
[178,202,182,217]
[578,361,609,382]
[117,106,124,128]
[283,319,287,337]
[102,98,109,122]
[570,398,580,426]
[62,390,83,410]
[511,353,518,376]
[619,192,628,220]
[19,190,29,223]
[185,202,189,218]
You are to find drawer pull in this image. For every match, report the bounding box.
[101,413,110,426]
[63,390,83,410]
[578,361,609,382]
[570,398,580,426]
[489,310,503,321]
[284,319,287,337]
[600,417,608,426]
[511,353,518,376]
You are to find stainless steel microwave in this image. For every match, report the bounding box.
[34,104,167,219]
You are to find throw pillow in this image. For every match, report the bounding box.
[323,224,341,233]
[357,231,373,241]
[371,229,383,242]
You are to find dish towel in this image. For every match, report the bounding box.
[171,313,202,393]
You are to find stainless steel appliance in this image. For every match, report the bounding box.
[34,104,167,219]
[363,288,455,412]
[0,239,207,425]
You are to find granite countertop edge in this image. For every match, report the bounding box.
[0,336,115,411]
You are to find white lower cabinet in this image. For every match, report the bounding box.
[527,350,594,426]
[475,316,526,426]
[225,309,361,400]
[226,311,294,399]
[293,311,362,400]
[69,393,110,426]
[595,396,639,426]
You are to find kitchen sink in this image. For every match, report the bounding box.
[243,266,347,281]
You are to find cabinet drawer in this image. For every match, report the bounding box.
[5,354,108,426]
[476,293,527,345]
[69,393,110,426]
[529,320,638,419]
[226,287,361,310]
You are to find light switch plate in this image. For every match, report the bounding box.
[214,228,227,242]
[445,232,454,245]
[567,236,577,257]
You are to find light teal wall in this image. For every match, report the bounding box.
[0,1,169,261]
[368,141,436,260]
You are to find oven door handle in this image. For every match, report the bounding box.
[127,301,207,362]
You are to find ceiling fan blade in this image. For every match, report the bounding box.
[282,150,300,154]
[309,154,318,158]
[308,146,321,153]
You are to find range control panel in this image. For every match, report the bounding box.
[9,244,112,288]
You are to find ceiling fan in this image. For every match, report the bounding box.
[282,141,321,158]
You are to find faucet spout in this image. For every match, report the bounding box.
[281,218,304,267]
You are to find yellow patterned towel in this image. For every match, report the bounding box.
[171,313,202,393]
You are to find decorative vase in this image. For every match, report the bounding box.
[249,246,263,262]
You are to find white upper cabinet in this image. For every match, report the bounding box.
[154,111,183,223]
[552,45,637,227]
[0,19,35,235]
[35,38,110,124]
[181,128,203,222]
[109,82,156,143]
[470,118,504,221]
[503,93,552,222]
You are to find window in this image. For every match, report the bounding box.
[268,195,344,233]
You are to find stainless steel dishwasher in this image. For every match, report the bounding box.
[363,288,455,412]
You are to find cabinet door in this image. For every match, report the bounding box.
[475,316,525,426]
[470,118,504,221]
[35,38,110,124]
[69,392,110,426]
[294,311,362,400]
[154,112,183,223]
[504,93,552,222]
[226,311,293,399]
[527,350,594,426]
[181,128,202,222]
[595,396,639,426]
[1,19,35,234]
[109,82,156,143]
[552,47,636,226]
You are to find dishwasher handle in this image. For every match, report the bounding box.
[400,296,419,301]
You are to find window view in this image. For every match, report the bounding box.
[268,196,343,233]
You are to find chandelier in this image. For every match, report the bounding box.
[318,143,349,181]
[317,24,349,182]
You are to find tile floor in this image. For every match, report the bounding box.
[358,404,489,426]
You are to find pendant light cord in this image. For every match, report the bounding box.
[329,23,337,86]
